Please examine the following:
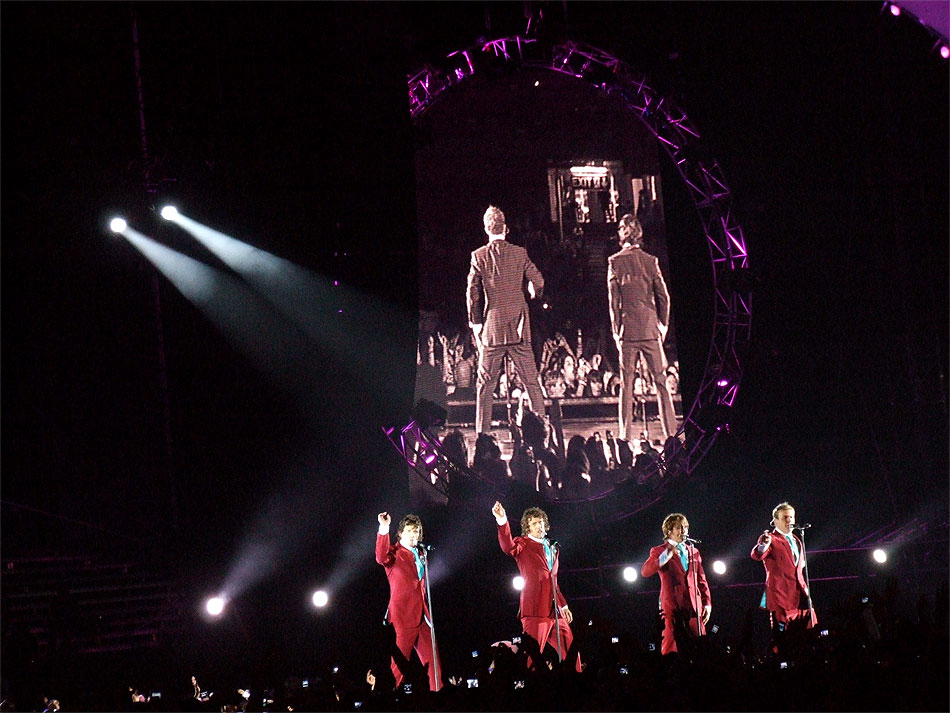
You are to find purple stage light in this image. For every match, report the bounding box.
[717,378,729,387]
[890,3,901,16]
[941,45,949,59]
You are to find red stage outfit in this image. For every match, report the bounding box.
[750,531,817,628]
[375,533,442,691]
[496,520,582,671]
[641,542,711,655]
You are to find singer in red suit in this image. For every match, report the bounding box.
[492,501,582,672]
[375,512,442,691]
[751,502,817,633]
[641,513,712,656]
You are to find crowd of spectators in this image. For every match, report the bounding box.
[5,583,946,711]
[441,408,679,504]
[417,317,679,407]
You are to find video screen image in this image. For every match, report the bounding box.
[409,69,683,504]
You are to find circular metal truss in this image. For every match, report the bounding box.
[408,35,752,499]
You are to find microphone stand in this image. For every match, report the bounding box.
[549,540,564,665]
[686,540,705,638]
[420,547,441,691]
[795,527,816,625]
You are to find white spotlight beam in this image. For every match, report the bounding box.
[122,228,309,390]
[168,213,410,403]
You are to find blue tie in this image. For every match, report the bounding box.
[784,534,799,565]
[677,543,689,572]
[543,540,554,570]
[412,548,424,580]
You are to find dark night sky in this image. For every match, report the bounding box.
[2,0,947,683]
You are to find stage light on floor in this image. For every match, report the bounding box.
[110,217,127,233]
[161,205,179,221]
[206,596,226,616]
[312,590,329,608]
[712,560,727,575]
[512,575,525,591]
[622,566,638,582]
[872,548,887,564]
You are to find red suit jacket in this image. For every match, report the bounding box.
[641,543,711,626]
[497,522,566,618]
[750,531,818,627]
[376,534,429,631]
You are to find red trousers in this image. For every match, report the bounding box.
[391,620,442,692]
[521,615,582,672]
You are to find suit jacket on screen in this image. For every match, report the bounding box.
[467,239,544,347]
[607,244,670,341]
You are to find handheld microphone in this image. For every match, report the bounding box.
[793,523,812,530]
[683,536,702,544]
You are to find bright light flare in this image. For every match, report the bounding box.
[161,205,179,220]
[206,596,226,616]
[512,575,525,591]
[889,3,901,16]
[622,566,638,582]
[712,560,727,575]
[312,590,329,608]
[872,548,887,564]
[940,46,949,59]
[110,217,127,233]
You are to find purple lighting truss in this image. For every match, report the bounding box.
[407,35,752,490]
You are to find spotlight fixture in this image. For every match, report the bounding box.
[512,575,525,591]
[312,590,329,608]
[622,566,638,582]
[205,596,226,616]
[712,560,727,575]
[872,548,887,564]
[160,205,179,220]
[110,217,127,233]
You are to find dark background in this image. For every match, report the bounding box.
[2,0,947,697]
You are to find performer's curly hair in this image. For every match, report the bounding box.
[398,514,423,541]
[661,512,687,538]
[520,507,549,537]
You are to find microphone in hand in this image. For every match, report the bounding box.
[683,536,702,544]
[793,523,812,530]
